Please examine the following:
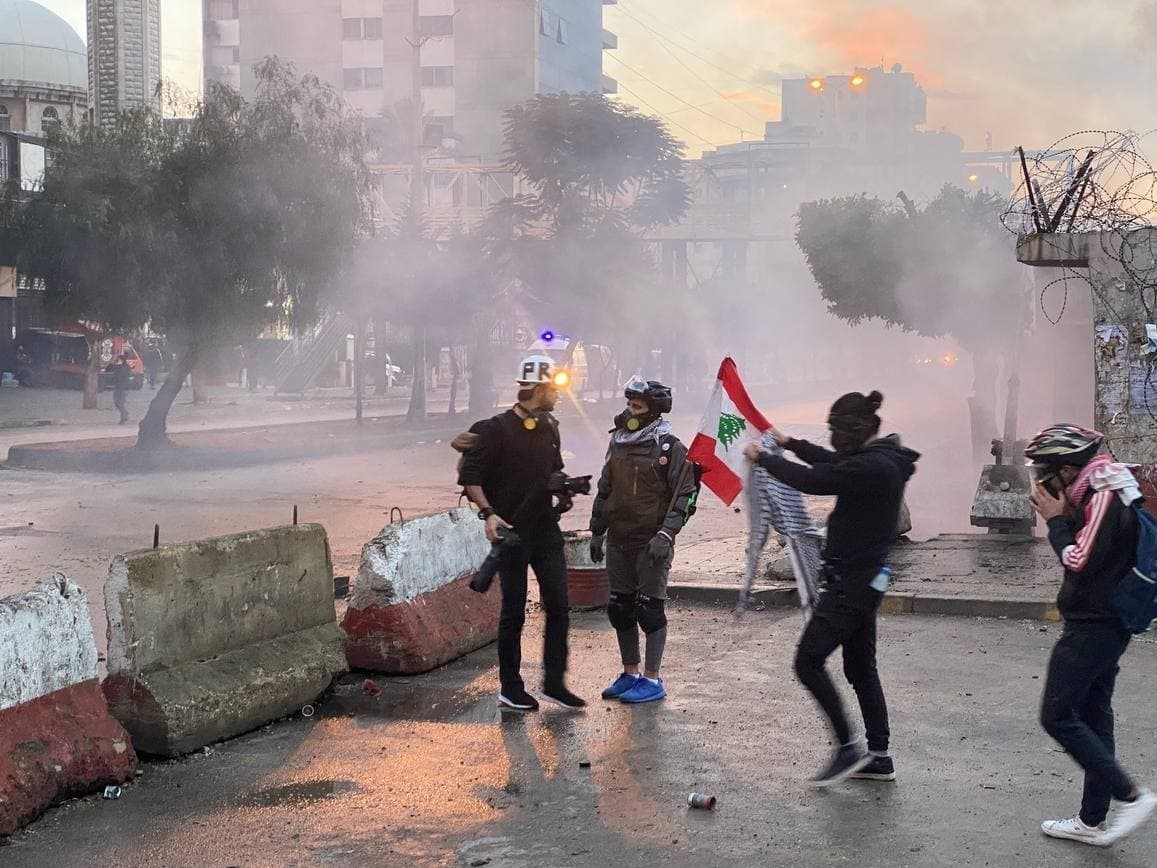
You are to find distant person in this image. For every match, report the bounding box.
[143,341,164,389]
[1027,424,1156,846]
[589,378,697,705]
[744,391,918,786]
[105,353,132,424]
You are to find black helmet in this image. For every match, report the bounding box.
[624,376,673,414]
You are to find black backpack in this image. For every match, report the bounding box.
[1112,500,1157,634]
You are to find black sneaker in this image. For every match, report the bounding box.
[541,682,587,710]
[497,687,539,711]
[849,755,896,782]
[810,743,871,787]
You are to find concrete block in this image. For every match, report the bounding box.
[103,524,345,756]
[342,509,500,674]
[0,578,137,834]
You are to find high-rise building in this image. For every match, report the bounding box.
[203,0,617,162]
[87,0,162,128]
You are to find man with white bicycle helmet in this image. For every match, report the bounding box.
[1027,423,1155,846]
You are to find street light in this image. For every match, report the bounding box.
[850,74,866,87]
[808,78,824,92]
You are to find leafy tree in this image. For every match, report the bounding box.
[795,185,1030,449]
[485,93,690,371]
[1,60,366,451]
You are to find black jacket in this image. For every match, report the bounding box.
[457,409,565,543]
[756,435,919,579]
[1047,490,1140,622]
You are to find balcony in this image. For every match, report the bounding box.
[601,74,618,95]
[602,28,617,50]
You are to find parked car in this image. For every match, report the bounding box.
[16,328,145,390]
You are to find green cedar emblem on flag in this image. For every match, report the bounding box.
[717,412,746,450]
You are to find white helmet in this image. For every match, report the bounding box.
[516,354,557,386]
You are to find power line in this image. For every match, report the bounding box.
[614,0,783,106]
[613,4,770,127]
[613,82,715,147]
[606,54,763,139]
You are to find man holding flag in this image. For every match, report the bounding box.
[742,390,919,786]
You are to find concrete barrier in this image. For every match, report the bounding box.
[342,508,499,673]
[102,524,346,757]
[0,577,137,835]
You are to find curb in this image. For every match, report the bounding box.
[0,419,54,430]
[5,422,466,473]
[668,583,1061,622]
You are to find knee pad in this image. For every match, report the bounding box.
[607,592,638,632]
[636,595,667,635]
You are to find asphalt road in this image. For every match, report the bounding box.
[4,610,1155,868]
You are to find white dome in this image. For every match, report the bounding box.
[0,0,87,92]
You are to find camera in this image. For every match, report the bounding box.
[548,472,592,497]
[469,527,522,594]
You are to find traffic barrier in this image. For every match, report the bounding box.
[343,508,499,673]
[102,524,345,756]
[0,577,137,835]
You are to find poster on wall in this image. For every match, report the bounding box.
[18,141,45,192]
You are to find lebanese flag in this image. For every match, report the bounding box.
[688,358,772,506]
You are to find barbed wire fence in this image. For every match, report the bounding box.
[1001,130,1157,430]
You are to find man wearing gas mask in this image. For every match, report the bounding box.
[589,378,699,704]
[743,391,919,786]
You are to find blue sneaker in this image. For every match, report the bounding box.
[601,673,641,700]
[619,677,666,704]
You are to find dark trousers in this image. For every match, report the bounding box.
[1040,621,1135,826]
[113,390,128,423]
[497,537,569,694]
[795,581,890,753]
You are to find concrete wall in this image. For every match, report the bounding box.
[343,508,500,673]
[1018,231,1157,467]
[0,578,137,835]
[104,524,346,756]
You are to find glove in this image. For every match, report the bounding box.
[647,532,672,564]
[589,535,605,564]
[555,493,574,516]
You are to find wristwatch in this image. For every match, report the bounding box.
[478,507,495,521]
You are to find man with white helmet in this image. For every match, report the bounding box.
[1027,423,1156,846]
[457,354,586,711]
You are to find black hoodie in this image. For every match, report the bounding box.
[756,434,920,579]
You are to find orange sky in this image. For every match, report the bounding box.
[37,0,1157,158]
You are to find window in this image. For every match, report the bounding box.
[363,17,383,40]
[209,0,238,18]
[423,116,453,147]
[0,105,9,133]
[342,68,364,90]
[0,137,9,180]
[363,68,384,89]
[420,15,453,37]
[41,106,60,134]
[556,18,569,44]
[342,18,363,40]
[420,66,454,87]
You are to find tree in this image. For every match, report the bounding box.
[484,93,690,373]
[795,185,1031,452]
[2,60,366,452]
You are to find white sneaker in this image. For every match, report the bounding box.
[1040,815,1109,846]
[1103,789,1157,845]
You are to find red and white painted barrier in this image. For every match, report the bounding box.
[343,508,499,673]
[0,577,137,835]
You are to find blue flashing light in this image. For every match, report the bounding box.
[540,330,555,343]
